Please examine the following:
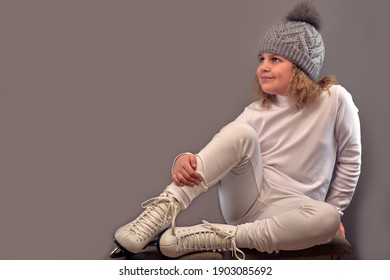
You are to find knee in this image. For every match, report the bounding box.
[304,202,340,240]
[221,122,258,143]
[319,203,340,234]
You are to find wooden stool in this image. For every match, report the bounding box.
[108,232,351,260]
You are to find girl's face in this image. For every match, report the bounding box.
[257,53,294,96]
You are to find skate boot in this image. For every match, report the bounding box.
[114,191,181,254]
[158,220,245,260]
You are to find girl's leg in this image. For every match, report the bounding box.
[235,194,341,253]
[158,123,340,258]
[115,121,263,253]
[166,121,263,221]
[158,194,340,258]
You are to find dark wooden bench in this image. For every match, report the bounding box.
[108,231,351,260]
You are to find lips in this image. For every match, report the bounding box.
[260,76,274,82]
[260,76,274,80]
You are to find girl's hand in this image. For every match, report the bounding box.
[339,222,346,237]
[172,154,202,187]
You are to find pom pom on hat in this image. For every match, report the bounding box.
[258,1,325,79]
[286,1,321,30]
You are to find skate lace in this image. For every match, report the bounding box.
[130,194,179,240]
[176,220,245,260]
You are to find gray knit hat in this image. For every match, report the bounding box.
[258,1,324,79]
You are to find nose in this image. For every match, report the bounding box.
[258,60,270,72]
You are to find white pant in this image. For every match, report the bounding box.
[166,122,340,253]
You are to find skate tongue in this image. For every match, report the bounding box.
[140,193,180,235]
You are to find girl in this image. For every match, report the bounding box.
[112,1,361,260]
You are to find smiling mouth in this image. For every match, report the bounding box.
[260,76,274,82]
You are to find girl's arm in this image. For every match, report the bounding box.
[326,86,362,215]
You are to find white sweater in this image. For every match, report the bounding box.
[235,85,361,214]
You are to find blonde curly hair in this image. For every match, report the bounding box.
[254,65,337,108]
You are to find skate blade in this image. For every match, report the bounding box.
[109,239,158,259]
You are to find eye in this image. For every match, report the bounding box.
[258,55,264,63]
[272,57,282,62]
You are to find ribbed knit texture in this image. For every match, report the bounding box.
[257,2,324,79]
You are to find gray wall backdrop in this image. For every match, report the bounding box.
[1,0,389,259]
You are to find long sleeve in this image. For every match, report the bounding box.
[325,86,362,214]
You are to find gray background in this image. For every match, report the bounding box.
[0,0,389,259]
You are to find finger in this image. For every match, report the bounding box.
[172,174,183,186]
[193,172,202,182]
[188,155,203,181]
[185,170,202,185]
[189,154,197,169]
[182,165,200,182]
[176,172,195,187]
[181,170,201,186]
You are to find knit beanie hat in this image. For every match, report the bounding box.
[257,1,324,79]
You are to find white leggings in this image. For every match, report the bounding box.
[166,122,340,253]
